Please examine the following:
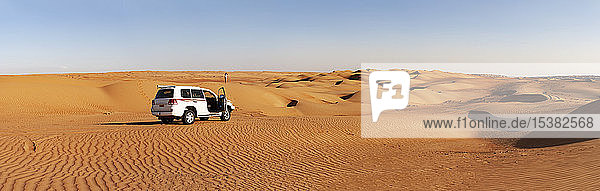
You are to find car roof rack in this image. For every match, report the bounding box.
[157,85,176,89]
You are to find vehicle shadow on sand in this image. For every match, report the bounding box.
[99,119,222,126]
[99,121,164,126]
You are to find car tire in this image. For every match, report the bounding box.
[160,117,174,124]
[182,110,195,125]
[220,108,231,121]
[199,117,209,121]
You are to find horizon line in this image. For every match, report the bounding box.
[2,68,599,78]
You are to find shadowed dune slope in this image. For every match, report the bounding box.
[570,99,600,114]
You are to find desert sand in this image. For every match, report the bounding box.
[0,70,599,190]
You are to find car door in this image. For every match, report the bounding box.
[180,88,193,110]
[192,89,209,116]
[203,90,218,112]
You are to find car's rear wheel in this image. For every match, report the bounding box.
[220,108,231,121]
[159,117,174,124]
[182,110,195,125]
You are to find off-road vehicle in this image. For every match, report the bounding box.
[151,85,235,124]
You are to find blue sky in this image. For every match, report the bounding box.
[1,0,600,75]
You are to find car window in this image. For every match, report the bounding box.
[203,90,215,99]
[191,89,204,98]
[181,89,192,98]
[155,89,174,98]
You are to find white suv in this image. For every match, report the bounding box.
[151,85,235,124]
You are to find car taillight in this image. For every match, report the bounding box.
[168,99,178,105]
[152,100,155,105]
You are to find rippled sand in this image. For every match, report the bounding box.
[0,70,599,190]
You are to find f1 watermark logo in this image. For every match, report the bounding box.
[369,71,410,122]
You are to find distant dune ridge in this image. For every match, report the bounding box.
[0,71,364,117]
[0,70,599,190]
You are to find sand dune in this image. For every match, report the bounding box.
[499,94,549,103]
[0,70,599,189]
[570,99,600,114]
